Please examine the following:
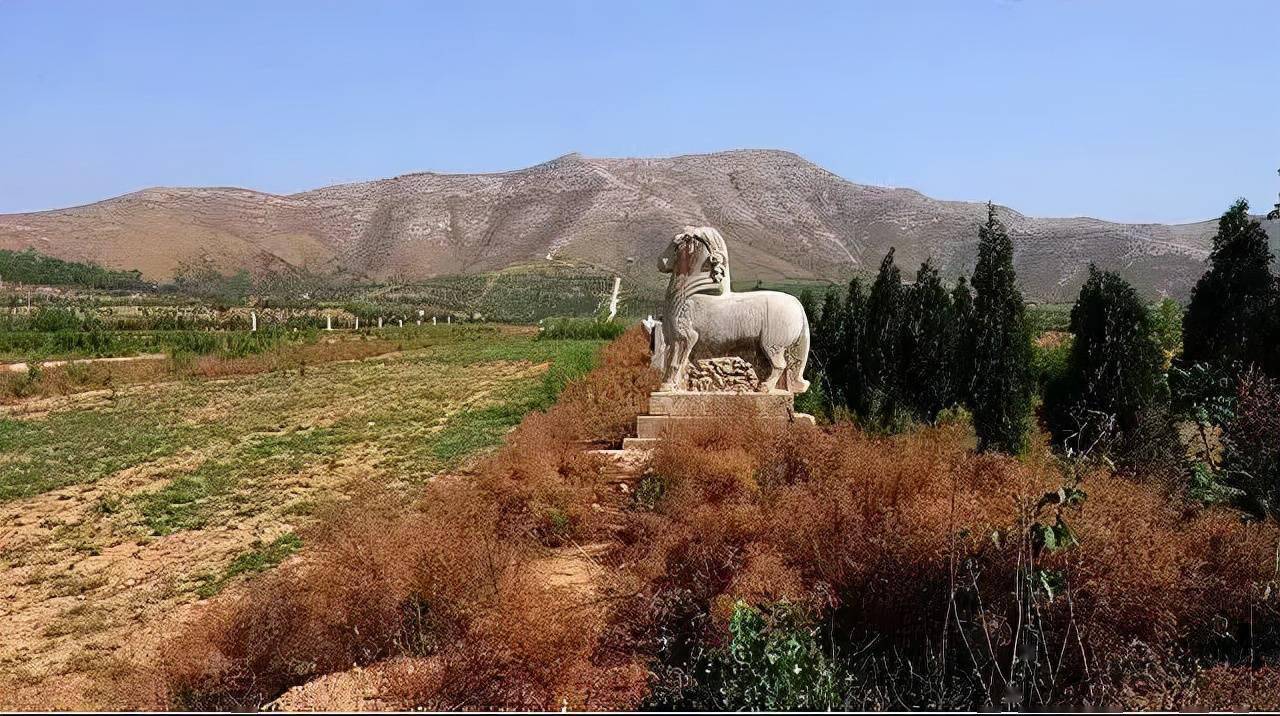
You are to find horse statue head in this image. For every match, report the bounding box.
[657,226,732,298]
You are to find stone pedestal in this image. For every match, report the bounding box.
[622,391,815,450]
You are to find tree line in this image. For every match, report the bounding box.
[800,203,1033,453]
[801,195,1280,516]
[0,248,148,291]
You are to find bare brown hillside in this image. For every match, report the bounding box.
[1,149,1272,299]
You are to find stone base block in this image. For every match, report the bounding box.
[636,412,815,439]
[624,391,815,449]
[648,391,797,418]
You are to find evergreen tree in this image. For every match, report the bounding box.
[812,287,846,410]
[798,289,819,328]
[969,204,1033,454]
[1182,199,1275,371]
[1045,266,1166,454]
[901,260,955,421]
[861,248,905,422]
[949,275,975,407]
[836,278,869,417]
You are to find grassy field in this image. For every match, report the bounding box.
[0,325,606,708]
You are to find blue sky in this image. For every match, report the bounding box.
[2,0,1277,222]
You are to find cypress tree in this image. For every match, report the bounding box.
[812,287,846,410]
[902,260,955,421]
[862,248,905,422]
[838,277,869,417]
[950,275,975,407]
[798,289,819,328]
[969,204,1033,454]
[1182,199,1275,371]
[1045,265,1166,454]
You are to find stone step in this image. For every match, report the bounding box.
[622,437,660,450]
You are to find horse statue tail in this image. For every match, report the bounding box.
[787,313,812,393]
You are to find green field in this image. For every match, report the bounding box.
[0,325,606,696]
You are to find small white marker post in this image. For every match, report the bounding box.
[432,316,436,325]
[607,275,622,321]
[378,317,383,329]
[446,315,451,324]
[354,317,359,330]
[250,311,257,332]
[398,318,403,328]
[326,315,333,331]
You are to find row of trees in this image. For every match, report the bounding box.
[0,248,148,290]
[801,194,1279,516]
[801,204,1032,453]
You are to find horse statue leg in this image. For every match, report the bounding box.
[660,330,699,392]
[786,320,811,393]
[759,341,789,393]
[659,339,683,391]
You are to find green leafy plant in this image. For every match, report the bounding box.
[678,601,842,711]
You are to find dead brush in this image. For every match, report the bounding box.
[158,484,524,710]
[609,416,1280,709]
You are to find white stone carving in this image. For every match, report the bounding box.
[653,227,810,394]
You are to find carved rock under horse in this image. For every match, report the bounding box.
[651,227,811,394]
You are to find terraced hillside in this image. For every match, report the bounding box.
[1,150,1274,300]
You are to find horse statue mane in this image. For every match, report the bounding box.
[683,226,731,292]
[651,226,810,394]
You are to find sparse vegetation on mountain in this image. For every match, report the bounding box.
[0,151,1259,301]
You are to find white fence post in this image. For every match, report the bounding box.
[607,275,622,321]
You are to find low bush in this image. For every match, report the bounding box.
[537,316,627,341]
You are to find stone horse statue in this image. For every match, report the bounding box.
[652,227,810,394]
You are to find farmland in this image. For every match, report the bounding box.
[0,324,605,709]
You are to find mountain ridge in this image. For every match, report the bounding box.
[1,149,1273,300]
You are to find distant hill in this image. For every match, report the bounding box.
[0,149,1273,300]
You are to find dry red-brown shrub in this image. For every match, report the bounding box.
[608,416,1280,708]
[549,328,660,445]
[160,484,519,709]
